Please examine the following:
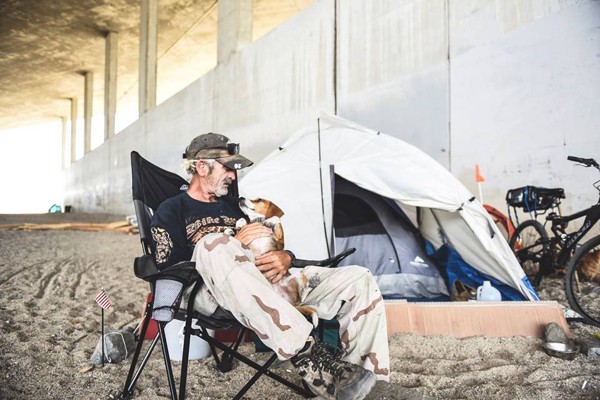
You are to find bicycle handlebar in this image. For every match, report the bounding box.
[567,155,599,168]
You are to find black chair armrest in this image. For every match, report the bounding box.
[134,254,200,286]
[293,248,356,268]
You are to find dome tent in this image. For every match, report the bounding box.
[239,114,537,301]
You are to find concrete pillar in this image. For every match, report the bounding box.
[61,116,68,169]
[83,71,93,154]
[217,0,253,64]
[139,0,158,116]
[104,31,118,140]
[70,97,78,163]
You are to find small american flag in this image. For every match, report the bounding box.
[95,288,112,310]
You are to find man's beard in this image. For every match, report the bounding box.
[214,177,233,197]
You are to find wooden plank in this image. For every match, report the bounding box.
[105,220,130,230]
[448,305,481,338]
[422,306,451,336]
[0,224,25,230]
[0,221,134,234]
[384,301,411,335]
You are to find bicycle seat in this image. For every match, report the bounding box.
[534,187,566,199]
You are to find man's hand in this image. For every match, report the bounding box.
[256,250,292,284]
[234,222,272,246]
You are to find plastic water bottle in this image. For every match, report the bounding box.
[477,281,501,301]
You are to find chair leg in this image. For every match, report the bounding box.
[318,318,325,341]
[181,321,243,398]
[179,280,203,400]
[121,307,184,400]
[125,335,161,398]
[178,309,196,400]
[233,352,280,400]
[217,328,246,372]
[203,335,314,398]
[158,322,178,400]
[122,303,156,398]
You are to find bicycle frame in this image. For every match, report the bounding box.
[547,198,600,268]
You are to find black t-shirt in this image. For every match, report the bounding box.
[150,192,245,269]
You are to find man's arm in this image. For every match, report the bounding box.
[150,200,189,269]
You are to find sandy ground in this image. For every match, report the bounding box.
[0,213,599,400]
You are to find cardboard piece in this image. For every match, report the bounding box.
[385,300,571,338]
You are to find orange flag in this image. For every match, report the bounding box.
[475,164,485,183]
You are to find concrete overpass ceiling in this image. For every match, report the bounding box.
[0,0,316,132]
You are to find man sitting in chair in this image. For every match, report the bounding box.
[150,133,389,400]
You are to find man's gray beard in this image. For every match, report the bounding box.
[215,179,232,197]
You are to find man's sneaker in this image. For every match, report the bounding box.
[291,339,376,400]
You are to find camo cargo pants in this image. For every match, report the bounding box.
[191,233,390,381]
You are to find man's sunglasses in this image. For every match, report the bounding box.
[183,142,239,158]
[226,142,240,155]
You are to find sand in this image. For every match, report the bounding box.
[0,213,599,400]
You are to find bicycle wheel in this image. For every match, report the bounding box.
[565,235,600,327]
[509,220,549,285]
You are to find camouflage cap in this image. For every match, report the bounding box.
[183,132,253,170]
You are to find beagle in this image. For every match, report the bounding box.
[237,197,285,256]
[237,197,319,326]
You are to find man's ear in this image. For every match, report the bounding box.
[195,160,208,176]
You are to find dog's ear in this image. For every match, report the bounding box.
[272,223,284,250]
[265,201,284,218]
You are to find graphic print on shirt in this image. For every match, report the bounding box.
[186,215,238,245]
[151,226,173,264]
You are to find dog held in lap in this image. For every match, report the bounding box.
[235,197,319,326]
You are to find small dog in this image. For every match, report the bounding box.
[237,197,285,257]
[237,197,319,326]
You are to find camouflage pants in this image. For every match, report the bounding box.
[191,233,390,381]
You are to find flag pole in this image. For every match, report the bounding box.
[95,287,112,367]
[101,306,105,367]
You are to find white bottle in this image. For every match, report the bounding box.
[477,281,501,301]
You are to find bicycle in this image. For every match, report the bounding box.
[507,156,600,327]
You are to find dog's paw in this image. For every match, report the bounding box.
[235,218,248,229]
[223,228,235,236]
[309,312,319,328]
[295,305,319,328]
[263,216,281,228]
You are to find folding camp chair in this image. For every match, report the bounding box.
[121,151,354,400]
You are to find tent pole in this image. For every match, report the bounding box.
[317,118,331,257]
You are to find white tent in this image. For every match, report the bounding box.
[239,114,538,301]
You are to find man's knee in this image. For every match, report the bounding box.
[338,265,375,281]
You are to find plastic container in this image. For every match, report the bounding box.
[164,318,214,361]
[476,281,501,302]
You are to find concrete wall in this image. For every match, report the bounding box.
[449,0,600,221]
[337,0,451,166]
[65,0,600,227]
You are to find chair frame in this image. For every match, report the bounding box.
[121,151,353,400]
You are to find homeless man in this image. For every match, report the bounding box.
[150,133,390,400]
